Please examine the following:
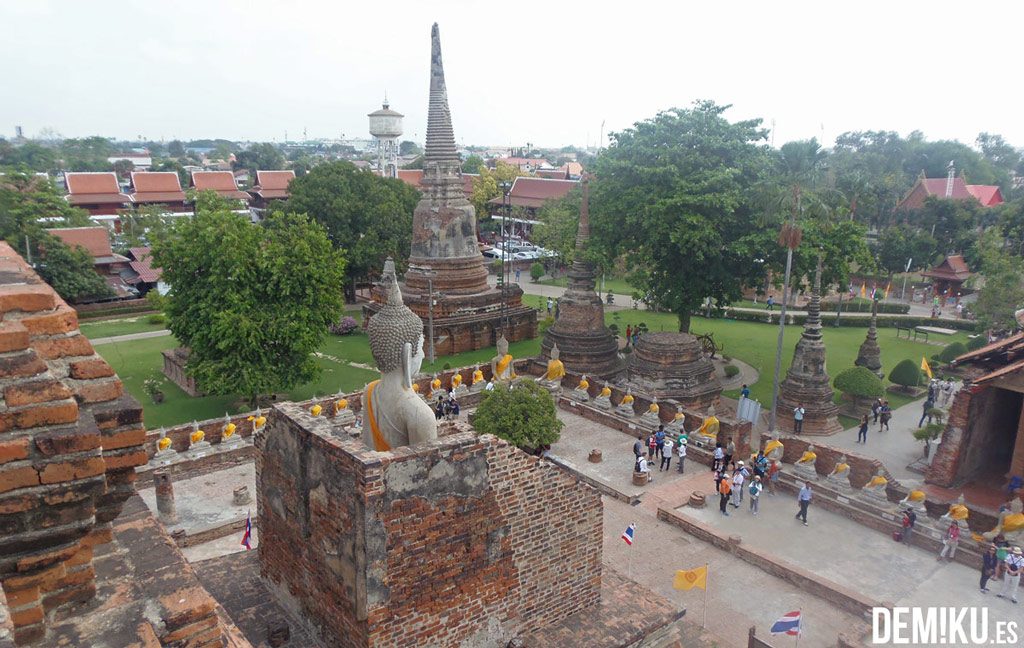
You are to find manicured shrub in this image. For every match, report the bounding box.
[833,366,884,399]
[724,364,740,378]
[889,359,922,388]
[329,316,359,335]
[473,381,563,449]
[530,262,545,282]
[966,336,987,351]
[147,313,166,325]
[939,341,968,362]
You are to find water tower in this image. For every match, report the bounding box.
[368,99,403,178]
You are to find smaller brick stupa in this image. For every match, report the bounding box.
[540,177,624,379]
[854,297,883,378]
[775,257,842,436]
[626,332,721,409]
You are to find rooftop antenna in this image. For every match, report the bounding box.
[771,119,776,148]
[600,120,605,149]
[945,161,955,198]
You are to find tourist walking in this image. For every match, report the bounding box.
[731,467,745,508]
[515,268,521,283]
[660,437,673,471]
[941,379,954,406]
[740,384,750,399]
[981,544,1000,593]
[918,395,936,427]
[900,508,917,546]
[625,325,632,345]
[938,520,961,561]
[766,296,775,311]
[767,460,780,496]
[724,437,735,469]
[793,405,805,434]
[718,474,732,516]
[633,433,644,461]
[857,414,869,444]
[677,437,687,473]
[655,426,666,459]
[996,547,1023,604]
[712,443,724,472]
[879,401,892,432]
[749,476,763,515]
[795,481,812,525]
[753,451,768,480]
[546,297,553,315]
[872,397,882,423]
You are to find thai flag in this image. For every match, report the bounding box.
[621,523,635,546]
[770,610,801,636]
[241,511,252,550]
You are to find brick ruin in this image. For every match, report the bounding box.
[256,401,603,648]
[0,241,233,647]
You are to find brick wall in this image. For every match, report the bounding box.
[773,436,886,489]
[257,400,602,648]
[0,242,147,645]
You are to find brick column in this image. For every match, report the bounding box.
[1010,398,1024,481]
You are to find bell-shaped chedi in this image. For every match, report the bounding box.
[626,332,721,410]
[854,297,883,378]
[776,257,843,436]
[365,23,536,354]
[540,177,623,378]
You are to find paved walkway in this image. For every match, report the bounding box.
[90,329,172,345]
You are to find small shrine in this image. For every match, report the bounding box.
[921,254,971,306]
[625,332,721,410]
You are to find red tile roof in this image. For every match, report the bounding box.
[130,172,186,204]
[491,177,578,209]
[965,184,1004,207]
[127,246,161,284]
[922,254,971,282]
[972,357,1024,386]
[954,332,1024,365]
[190,171,250,201]
[48,226,113,258]
[397,169,424,189]
[251,170,295,199]
[64,172,129,205]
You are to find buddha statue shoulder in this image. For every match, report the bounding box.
[537,343,566,388]
[940,494,969,524]
[764,436,785,462]
[220,412,241,448]
[975,497,1024,543]
[361,258,438,451]
[491,335,514,383]
[150,428,179,466]
[666,411,685,433]
[826,454,851,490]
[899,489,927,513]
[451,371,468,395]
[641,398,661,427]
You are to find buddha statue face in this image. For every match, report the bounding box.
[368,258,426,388]
[496,334,509,357]
[550,343,560,361]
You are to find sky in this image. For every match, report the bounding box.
[1,0,1021,150]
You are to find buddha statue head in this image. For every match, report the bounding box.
[550,343,560,361]
[368,258,425,387]
[496,334,509,358]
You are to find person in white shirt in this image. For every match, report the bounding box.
[748,476,763,515]
[731,468,745,508]
[941,379,954,406]
[712,444,724,472]
[636,456,652,482]
[793,405,806,434]
[997,546,1023,604]
[660,438,674,471]
[676,438,687,474]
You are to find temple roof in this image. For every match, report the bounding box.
[251,170,295,199]
[48,226,114,258]
[127,246,162,283]
[64,172,130,205]
[922,254,971,282]
[898,176,1004,210]
[488,177,578,209]
[130,171,186,204]
[190,171,250,201]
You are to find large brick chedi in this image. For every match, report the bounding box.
[257,402,603,648]
[540,178,623,379]
[365,24,536,354]
[775,259,842,436]
[626,332,721,409]
[0,242,147,645]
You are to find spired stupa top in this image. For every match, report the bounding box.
[424,23,460,167]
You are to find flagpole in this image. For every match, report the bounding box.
[627,522,634,579]
[702,562,708,628]
[795,608,801,648]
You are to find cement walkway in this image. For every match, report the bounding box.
[90,329,173,345]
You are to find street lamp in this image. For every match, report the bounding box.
[409,265,438,364]
[767,189,802,433]
[499,180,513,336]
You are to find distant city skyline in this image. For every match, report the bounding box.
[2,1,1021,150]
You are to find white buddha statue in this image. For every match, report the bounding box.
[429,373,446,401]
[469,365,486,393]
[593,383,613,409]
[569,374,590,402]
[763,435,785,463]
[640,397,662,428]
[825,454,851,492]
[792,445,818,481]
[490,335,515,383]
[185,420,212,459]
[360,258,438,451]
[150,428,179,467]
[450,371,468,396]
[858,468,890,504]
[537,343,566,392]
[615,388,636,417]
[219,412,242,449]
[693,406,719,447]
[898,489,927,515]
[333,390,355,427]
[665,411,685,435]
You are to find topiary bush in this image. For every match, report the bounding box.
[530,262,545,282]
[147,313,167,325]
[939,341,968,362]
[889,359,922,389]
[329,315,359,335]
[966,336,987,351]
[724,364,740,378]
[834,366,884,399]
[473,381,563,449]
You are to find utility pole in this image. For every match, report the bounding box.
[768,187,801,433]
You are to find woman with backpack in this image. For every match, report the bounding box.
[748,476,763,515]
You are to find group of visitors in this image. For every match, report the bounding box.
[433,393,461,421]
[712,446,781,519]
[632,425,689,481]
[981,538,1023,604]
[623,324,641,347]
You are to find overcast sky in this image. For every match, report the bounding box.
[2,0,1020,150]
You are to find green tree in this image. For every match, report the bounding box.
[400,141,422,156]
[284,161,419,301]
[60,136,116,171]
[151,208,345,405]
[34,233,114,303]
[233,143,285,173]
[470,162,531,220]
[873,227,937,281]
[589,101,771,331]
[532,188,581,264]
[0,141,59,172]
[938,342,967,363]
[111,158,135,180]
[973,229,1024,331]
[462,154,485,174]
[0,172,91,240]
[833,367,884,399]
[472,381,563,449]
[167,140,186,157]
[889,359,922,390]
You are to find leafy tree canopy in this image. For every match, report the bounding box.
[472,381,563,449]
[470,162,532,221]
[833,366,884,399]
[233,143,285,173]
[284,161,420,300]
[973,229,1024,332]
[150,206,345,405]
[35,233,114,303]
[400,140,422,156]
[461,154,485,174]
[532,188,582,265]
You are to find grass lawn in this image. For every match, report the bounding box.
[79,316,168,340]
[605,309,967,409]
[537,275,635,295]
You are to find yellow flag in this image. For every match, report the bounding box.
[884,283,891,299]
[921,356,933,380]
[673,566,707,591]
[859,283,866,298]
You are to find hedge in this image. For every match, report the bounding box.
[965,336,988,352]
[833,366,884,399]
[717,308,980,332]
[821,300,910,315]
[889,358,922,388]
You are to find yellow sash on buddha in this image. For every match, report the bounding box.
[364,380,391,452]
[496,354,513,375]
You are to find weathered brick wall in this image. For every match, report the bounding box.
[257,400,602,648]
[0,242,147,645]
[774,436,886,489]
